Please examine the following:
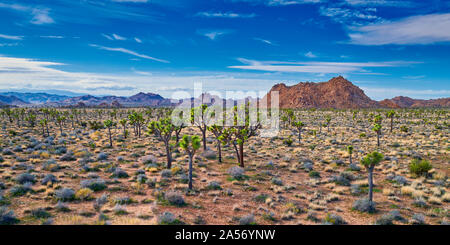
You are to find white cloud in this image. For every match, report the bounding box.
[197,30,231,40]
[343,0,415,7]
[196,12,256,18]
[89,44,170,63]
[30,8,54,25]
[229,58,419,74]
[134,37,142,43]
[0,3,54,25]
[0,34,23,40]
[319,6,380,24]
[348,13,450,45]
[304,51,317,58]
[253,38,277,45]
[102,34,114,40]
[112,33,127,40]
[40,35,64,39]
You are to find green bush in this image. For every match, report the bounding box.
[409,159,432,177]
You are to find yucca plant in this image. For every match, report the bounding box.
[179,135,201,190]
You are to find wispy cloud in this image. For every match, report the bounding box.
[0,34,23,40]
[232,0,323,6]
[0,3,54,25]
[348,13,450,45]
[134,37,142,43]
[112,33,127,40]
[253,38,277,45]
[197,30,232,40]
[40,35,64,39]
[304,51,317,58]
[89,44,169,63]
[319,6,381,24]
[343,0,416,8]
[112,0,149,2]
[229,58,419,74]
[195,11,256,18]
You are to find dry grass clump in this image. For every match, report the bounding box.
[401,186,414,196]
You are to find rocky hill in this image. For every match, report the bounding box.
[379,96,450,108]
[263,76,379,109]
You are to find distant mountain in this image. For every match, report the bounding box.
[48,92,170,107]
[0,95,29,106]
[379,96,450,108]
[0,92,70,104]
[263,76,379,109]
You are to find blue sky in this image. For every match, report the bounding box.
[0,0,449,100]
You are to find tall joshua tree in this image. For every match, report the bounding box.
[292,120,305,143]
[179,135,201,190]
[39,119,49,137]
[119,119,128,139]
[104,120,116,148]
[347,145,354,164]
[372,123,382,147]
[191,104,209,150]
[325,115,331,132]
[386,110,396,133]
[361,151,384,204]
[207,124,225,162]
[56,115,66,135]
[147,118,176,169]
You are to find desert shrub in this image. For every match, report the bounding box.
[111,168,129,178]
[0,206,19,225]
[352,198,376,213]
[271,177,283,186]
[411,213,426,225]
[239,214,256,225]
[283,137,293,146]
[55,188,75,201]
[42,159,60,172]
[60,152,76,161]
[207,181,222,190]
[93,194,109,211]
[97,152,108,161]
[41,174,58,185]
[75,188,94,201]
[309,171,320,178]
[413,197,428,208]
[409,159,432,177]
[113,196,134,205]
[113,204,128,215]
[375,214,395,225]
[15,173,36,184]
[81,179,107,191]
[400,125,408,132]
[157,211,183,225]
[164,191,185,206]
[55,201,70,212]
[30,208,52,219]
[228,166,245,180]
[254,193,269,203]
[9,183,33,197]
[324,213,346,225]
[161,169,172,178]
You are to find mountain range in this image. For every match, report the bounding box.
[0,76,448,109]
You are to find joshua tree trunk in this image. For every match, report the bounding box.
[390,117,393,133]
[108,127,113,147]
[349,154,352,165]
[232,142,241,166]
[188,153,193,190]
[368,167,374,202]
[217,140,222,163]
[239,143,244,168]
[59,124,63,135]
[298,129,302,143]
[377,132,380,147]
[165,144,172,169]
[122,126,127,138]
[201,129,207,150]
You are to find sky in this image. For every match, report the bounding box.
[0,0,449,100]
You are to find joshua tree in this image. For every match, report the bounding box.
[56,115,66,135]
[292,120,305,143]
[372,123,382,147]
[104,120,116,148]
[147,118,176,169]
[179,135,201,190]
[128,111,144,138]
[119,119,128,139]
[220,105,261,167]
[3,108,13,123]
[361,151,383,203]
[26,113,36,128]
[191,104,209,150]
[347,145,354,164]
[386,110,396,133]
[325,115,331,132]
[207,124,225,162]
[39,119,49,137]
